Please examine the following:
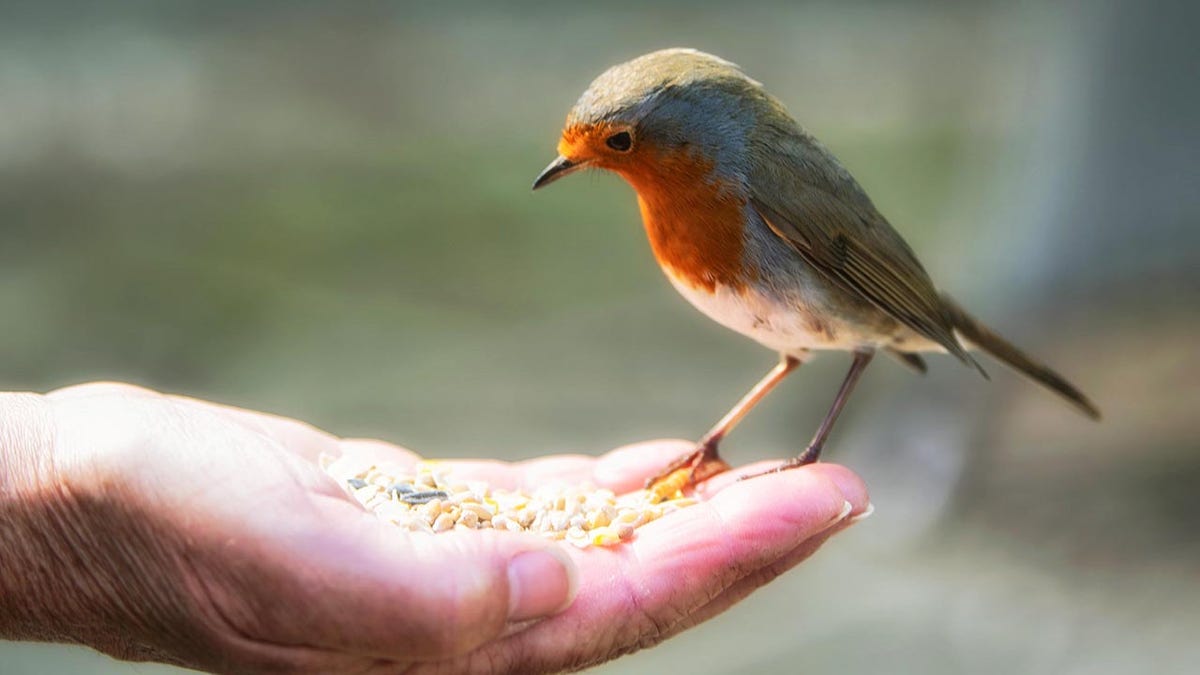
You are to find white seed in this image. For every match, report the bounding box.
[405,519,433,533]
[458,510,479,528]
[374,502,409,522]
[461,503,492,521]
[591,527,621,546]
[516,509,536,528]
[547,511,568,531]
[327,462,697,547]
[432,512,456,532]
[615,510,640,525]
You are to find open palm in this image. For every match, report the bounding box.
[11,383,868,674]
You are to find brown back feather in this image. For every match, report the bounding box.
[747,118,983,374]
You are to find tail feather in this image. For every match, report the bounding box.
[941,294,1101,420]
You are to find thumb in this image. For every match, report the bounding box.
[278,518,578,662]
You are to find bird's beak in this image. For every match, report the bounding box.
[532,155,585,191]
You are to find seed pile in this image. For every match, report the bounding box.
[322,457,697,548]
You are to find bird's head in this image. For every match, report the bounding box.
[532,48,774,192]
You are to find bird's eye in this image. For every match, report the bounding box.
[605,131,633,152]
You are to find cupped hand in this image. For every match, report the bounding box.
[0,383,869,674]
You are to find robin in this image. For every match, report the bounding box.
[532,48,1100,491]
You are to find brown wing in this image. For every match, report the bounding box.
[748,129,982,373]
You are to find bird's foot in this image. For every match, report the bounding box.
[644,440,730,502]
[737,444,821,482]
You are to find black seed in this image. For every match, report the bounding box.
[401,490,449,505]
[347,478,368,489]
[388,483,416,495]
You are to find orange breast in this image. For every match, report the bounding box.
[620,149,751,293]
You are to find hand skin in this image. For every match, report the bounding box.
[0,383,869,674]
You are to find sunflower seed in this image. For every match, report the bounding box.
[401,490,449,505]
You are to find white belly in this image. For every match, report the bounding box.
[665,274,867,355]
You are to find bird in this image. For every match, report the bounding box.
[531,48,1100,491]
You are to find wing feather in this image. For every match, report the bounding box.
[747,129,982,373]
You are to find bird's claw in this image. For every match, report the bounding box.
[644,442,730,501]
[736,447,820,482]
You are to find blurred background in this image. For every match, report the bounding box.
[1,0,1196,673]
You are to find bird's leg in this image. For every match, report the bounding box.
[741,349,874,480]
[646,355,802,497]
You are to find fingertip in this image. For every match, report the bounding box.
[698,461,870,519]
[849,501,875,523]
[801,463,871,517]
[703,468,850,542]
[507,544,579,621]
[626,467,849,594]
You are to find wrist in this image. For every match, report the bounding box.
[0,393,153,657]
[0,391,227,664]
[0,393,55,497]
[0,392,76,641]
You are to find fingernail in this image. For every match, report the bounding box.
[849,501,875,523]
[834,500,854,523]
[507,548,577,622]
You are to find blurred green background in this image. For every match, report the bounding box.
[2,1,1197,673]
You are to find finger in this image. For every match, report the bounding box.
[625,466,852,594]
[518,454,599,489]
[653,518,854,640]
[418,459,524,489]
[323,438,423,483]
[644,467,871,641]
[591,439,696,492]
[417,466,853,674]
[339,438,421,465]
[323,454,573,493]
[803,463,871,516]
[434,455,596,491]
[167,396,342,463]
[317,440,429,512]
[361,440,695,494]
[268,517,578,663]
[699,461,872,517]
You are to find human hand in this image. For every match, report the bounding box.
[0,383,869,674]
